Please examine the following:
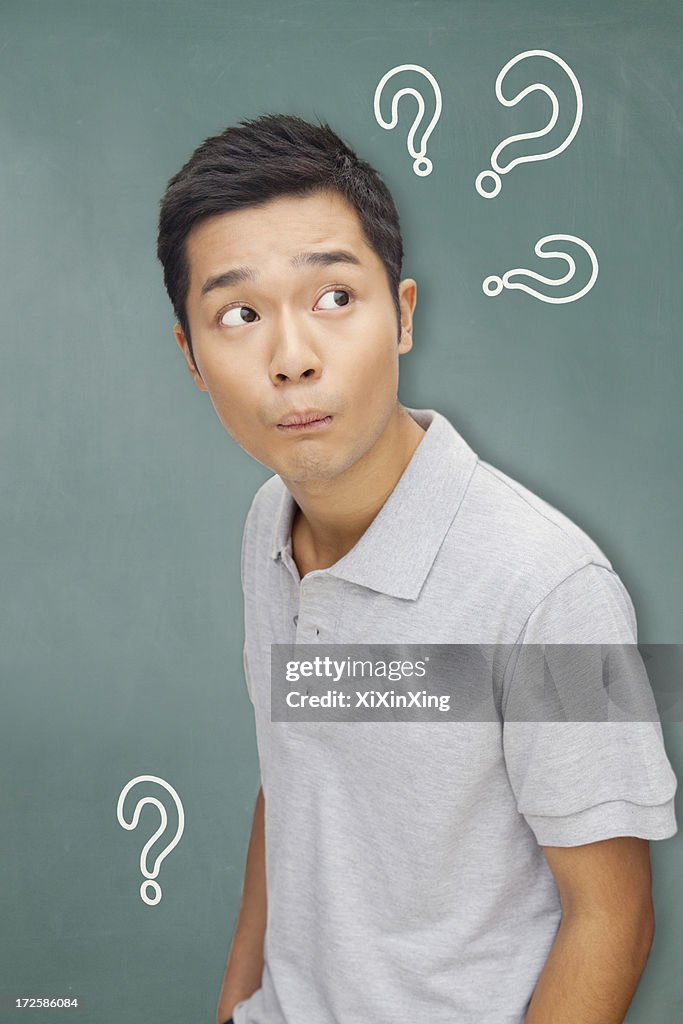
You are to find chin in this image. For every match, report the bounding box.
[283,453,343,483]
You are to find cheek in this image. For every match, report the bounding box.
[212,402,274,468]
[206,374,244,420]
[198,360,255,431]
[200,346,254,405]
[343,311,399,374]
[354,330,400,393]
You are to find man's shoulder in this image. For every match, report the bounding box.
[445,455,639,638]
[458,455,617,580]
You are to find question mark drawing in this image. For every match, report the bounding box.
[116,775,185,906]
[476,50,583,198]
[482,234,599,303]
[374,64,442,176]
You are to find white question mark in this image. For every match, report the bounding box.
[374,64,442,176]
[117,775,185,905]
[476,49,583,198]
[482,234,599,303]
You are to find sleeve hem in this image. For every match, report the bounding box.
[525,797,678,847]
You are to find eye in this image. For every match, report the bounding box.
[315,288,353,310]
[217,304,259,327]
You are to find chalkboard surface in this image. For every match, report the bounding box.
[1,1,681,1022]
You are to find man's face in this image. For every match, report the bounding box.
[175,189,416,484]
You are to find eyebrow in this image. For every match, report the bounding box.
[199,249,363,300]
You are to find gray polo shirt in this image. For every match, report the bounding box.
[233,406,677,1024]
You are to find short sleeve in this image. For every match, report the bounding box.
[502,563,678,846]
[243,641,256,706]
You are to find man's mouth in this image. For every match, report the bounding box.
[277,414,334,433]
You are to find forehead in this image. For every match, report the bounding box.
[185,190,376,300]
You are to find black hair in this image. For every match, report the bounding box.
[156,113,404,371]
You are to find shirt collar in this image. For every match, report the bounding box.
[270,407,478,600]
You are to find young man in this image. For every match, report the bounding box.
[156,114,678,1024]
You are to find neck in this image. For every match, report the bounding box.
[283,403,426,568]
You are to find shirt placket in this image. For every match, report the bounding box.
[279,547,336,644]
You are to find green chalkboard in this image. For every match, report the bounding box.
[1,1,681,1022]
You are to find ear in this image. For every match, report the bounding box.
[398,278,417,354]
[173,323,207,391]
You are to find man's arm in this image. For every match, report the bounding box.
[215,786,267,1024]
[525,836,655,1024]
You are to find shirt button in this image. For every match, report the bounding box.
[293,615,299,625]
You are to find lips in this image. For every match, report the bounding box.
[277,409,332,427]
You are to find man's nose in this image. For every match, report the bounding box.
[268,318,323,383]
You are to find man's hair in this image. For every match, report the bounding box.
[156,113,404,371]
